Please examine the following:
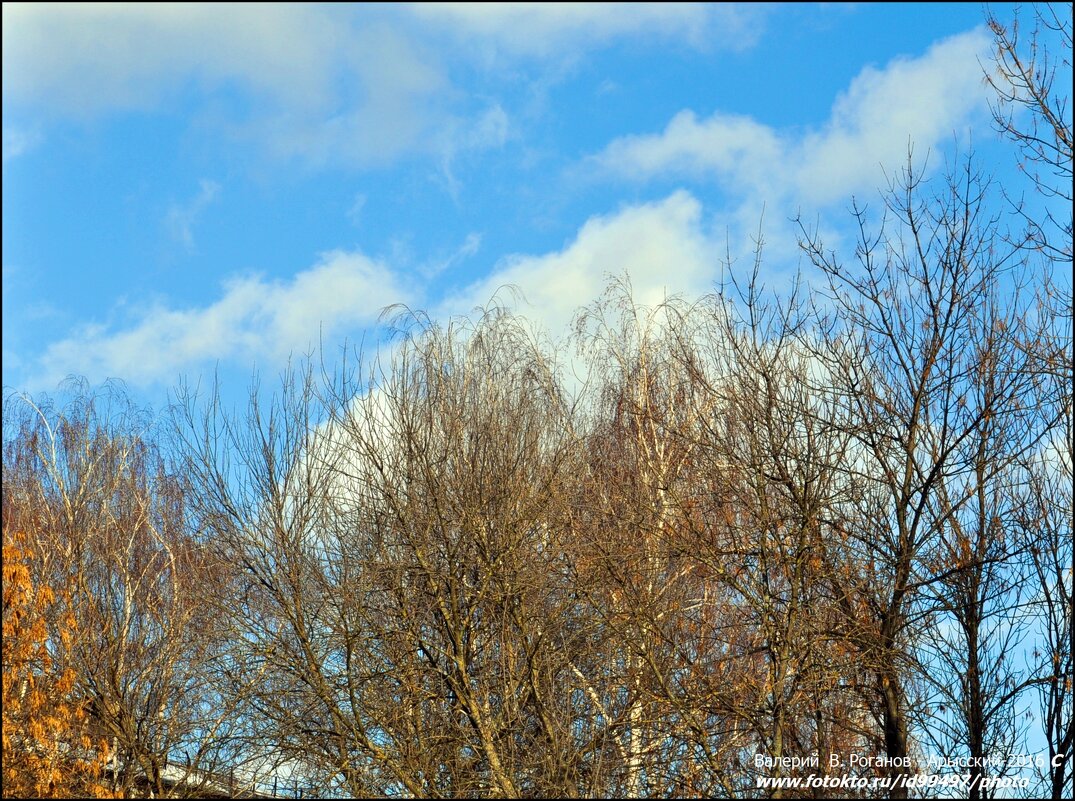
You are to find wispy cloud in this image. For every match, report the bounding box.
[346,193,367,227]
[407,3,767,56]
[420,232,483,280]
[166,179,221,250]
[2,125,42,162]
[436,104,512,200]
[2,4,772,176]
[2,4,339,115]
[27,250,414,390]
[2,6,457,170]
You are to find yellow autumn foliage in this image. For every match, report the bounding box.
[2,527,113,798]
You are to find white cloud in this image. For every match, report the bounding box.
[2,4,771,173]
[0,5,461,169]
[796,28,992,204]
[27,251,414,390]
[598,110,783,194]
[439,191,717,337]
[595,29,992,206]
[408,3,765,56]
[30,193,742,390]
[3,3,751,174]
[166,179,221,250]
[253,23,451,168]
[0,1,767,207]
[2,4,339,115]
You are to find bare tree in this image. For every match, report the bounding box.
[985,8,1073,797]
[569,281,724,797]
[796,154,1055,797]
[912,290,1052,800]
[985,2,1072,264]
[565,272,865,798]
[1012,291,1074,801]
[174,362,369,795]
[326,308,588,797]
[177,309,605,797]
[2,382,243,798]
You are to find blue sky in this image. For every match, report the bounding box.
[2,3,1031,405]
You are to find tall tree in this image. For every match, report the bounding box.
[986,7,1073,797]
[797,155,1051,797]
[178,310,594,797]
